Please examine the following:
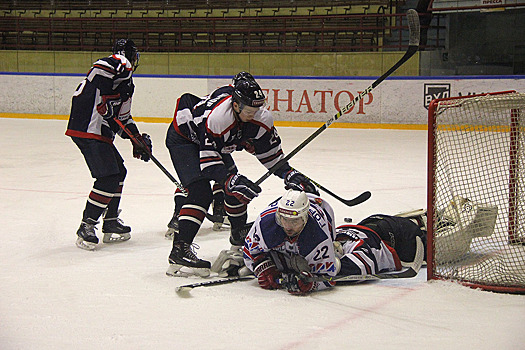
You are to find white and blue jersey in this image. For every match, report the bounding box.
[244,194,338,292]
[244,195,403,291]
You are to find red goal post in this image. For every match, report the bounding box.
[427,90,525,293]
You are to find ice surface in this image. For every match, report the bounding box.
[1,118,523,349]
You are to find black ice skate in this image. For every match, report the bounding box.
[229,222,254,246]
[102,217,131,243]
[76,218,99,251]
[166,241,211,277]
[165,213,179,240]
[211,201,229,231]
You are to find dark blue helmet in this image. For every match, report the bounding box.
[232,79,265,108]
[232,71,255,86]
[113,39,140,71]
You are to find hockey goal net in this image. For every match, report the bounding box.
[427,90,525,293]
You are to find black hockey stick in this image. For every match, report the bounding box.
[305,176,371,207]
[114,119,187,194]
[178,236,423,295]
[175,275,255,295]
[204,183,371,225]
[204,189,370,226]
[254,9,420,187]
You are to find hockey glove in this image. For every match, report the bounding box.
[254,259,282,290]
[282,271,315,295]
[224,174,261,204]
[132,133,152,162]
[284,169,319,195]
[97,95,122,120]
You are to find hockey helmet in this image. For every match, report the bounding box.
[232,79,266,111]
[232,71,255,86]
[276,189,310,237]
[113,39,140,71]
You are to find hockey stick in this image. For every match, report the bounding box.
[204,189,370,225]
[305,176,371,207]
[113,119,187,193]
[254,9,420,187]
[204,184,370,226]
[176,236,423,295]
[175,275,255,294]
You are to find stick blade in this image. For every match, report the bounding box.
[344,191,371,206]
[406,9,420,47]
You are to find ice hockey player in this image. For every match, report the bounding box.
[239,189,427,295]
[165,72,318,277]
[165,72,257,239]
[65,39,152,251]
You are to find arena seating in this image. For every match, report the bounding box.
[0,1,440,52]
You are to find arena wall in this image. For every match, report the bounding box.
[0,72,523,128]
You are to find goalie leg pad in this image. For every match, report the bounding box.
[435,196,498,263]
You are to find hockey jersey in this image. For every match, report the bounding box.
[244,195,401,292]
[171,85,291,184]
[65,54,139,143]
[244,194,338,292]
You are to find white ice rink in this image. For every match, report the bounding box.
[1,118,524,350]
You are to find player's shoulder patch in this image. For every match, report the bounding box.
[206,97,236,137]
[251,108,274,131]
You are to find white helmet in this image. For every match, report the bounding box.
[276,189,310,237]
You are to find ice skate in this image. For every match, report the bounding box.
[211,201,228,231]
[76,219,99,251]
[102,217,131,243]
[165,213,179,240]
[166,241,211,277]
[229,222,254,246]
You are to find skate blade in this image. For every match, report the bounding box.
[102,232,131,243]
[166,264,211,278]
[76,237,96,251]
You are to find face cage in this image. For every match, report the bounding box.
[275,211,308,237]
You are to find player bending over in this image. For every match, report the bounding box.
[164,72,317,277]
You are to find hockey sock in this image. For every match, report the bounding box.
[82,174,121,221]
[212,182,225,206]
[103,168,126,219]
[174,187,188,216]
[224,194,247,228]
[104,181,124,219]
[176,180,213,244]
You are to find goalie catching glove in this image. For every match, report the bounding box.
[284,169,319,195]
[225,173,261,204]
[132,133,152,162]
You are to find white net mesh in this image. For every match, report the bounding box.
[429,92,525,292]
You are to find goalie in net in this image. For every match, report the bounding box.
[428,91,525,293]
